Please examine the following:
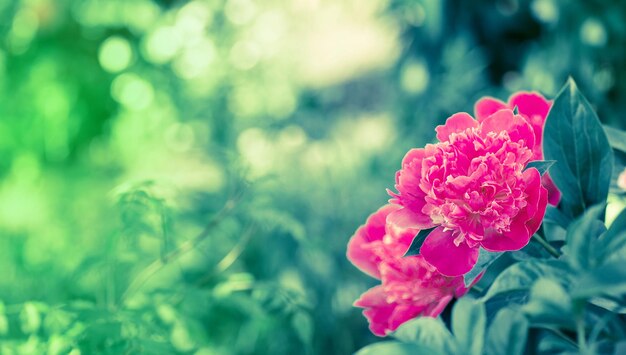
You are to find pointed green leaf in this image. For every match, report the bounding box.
[452,297,486,355]
[543,78,613,217]
[404,227,435,256]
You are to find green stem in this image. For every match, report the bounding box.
[532,234,561,258]
[471,285,484,294]
[577,315,587,353]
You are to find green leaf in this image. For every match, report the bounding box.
[464,249,503,287]
[524,160,556,175]
[544,206,571,229]
[404,227,435,256]
[484,290,530,322]
[483,260,572,300]
[292,311,313,346]
[355,341,431,355]
[571,260,626,299]
[596,208,626,263]
[565,203,607,270]
[485,308,529,355]
[393,317,456,353]
[452,297,486,355]
[603,124,626,153]
[522,278,573,326]
[543,78,613,218]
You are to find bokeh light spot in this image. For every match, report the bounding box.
[99,36,133,73]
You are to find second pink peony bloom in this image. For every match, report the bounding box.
[388,109,549,276]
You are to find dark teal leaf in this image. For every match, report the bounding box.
[452,297,486,355]
[524,160,556,176]
[597,208,626,263]
[483,260,572,300]
[355,341,432,355]
[464,249,503,287]
[543,78,614,218]
[603,124,626,153]
[544,206,571,229]
[565,203,607,270]
[393,317,456,353]
[404,227,435,257]
[485,308,529,355]
[571,260,626,299]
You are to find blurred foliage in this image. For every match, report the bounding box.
[0,0,625,353]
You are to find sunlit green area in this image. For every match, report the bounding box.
[0,0,625,353]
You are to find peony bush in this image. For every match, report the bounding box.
[349,79,626,354]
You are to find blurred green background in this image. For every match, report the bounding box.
[0,0,625,353]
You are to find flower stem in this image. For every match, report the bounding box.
[532,234,561,258]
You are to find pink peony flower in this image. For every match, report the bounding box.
[389,109,549,276]
[475,92,561,205]
[347,205,468,336]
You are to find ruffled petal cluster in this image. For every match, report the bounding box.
[389,109,549,276]
[347,205,468,336]
[475,92,561,205]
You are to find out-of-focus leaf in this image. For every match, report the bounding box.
[544,206,571,229]
[543,78,613,218]
[571,261,626,299]
[355,341,430,355]
[20,302,42,334]
[292,311,313,347]
[452,297,486,355]
[393,317,456,353]
[485,308,529,355]
[565,203,607,270]
[464,249,503,287]
[603,125,626,153]
[484,290,529,323]
[483,260,572,300]
[597,208,626,262]
[404,227,435,257]
[522,278,573,327]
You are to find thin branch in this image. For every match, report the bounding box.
[120,192,243,302]
[532,234,561,258]
[195,225,256,287]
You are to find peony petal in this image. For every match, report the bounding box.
[388,304,426,332]
[423,294,453,317]
[508,92,551,121]
[480,109,535,149]
[542,172,561,206]
[420,227,479,276]
[521,168,549,235]
[481,218,530,252]
[354,286,395,337]
[435,113,478,142]
[387,208,435,231]
[475,97,507,122]
[347,205,400,278]
[346,225,383,279]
